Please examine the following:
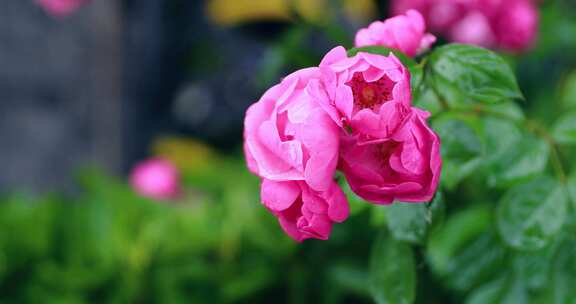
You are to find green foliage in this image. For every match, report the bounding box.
[497,177,567,250]
[552,112,576,145]
[384,194,444,245]
[427,44,523,105]
[561,71,576,109]
[487,134,550,187]
[427,205,503,291]
[433,115,484,190]
[356,39,576,304]
[369,233,415,304]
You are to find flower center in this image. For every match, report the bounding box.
[373,141,400,168]
[348,72,395,111]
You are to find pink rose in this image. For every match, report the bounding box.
[130,158,182,200]
[36,0,89,17]
[428,1,475,33]
[340,108,441,204]
[244,68,341,192]
[354,10,436,57]
[261,179,349,242]
[244,67,350,241]
[391,0,539,52]
[309,46,412,144]
[309,47,442,204]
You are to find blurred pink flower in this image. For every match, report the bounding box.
[354,10,436,57]
[261,179,349,242]
[450,12,495,47]
[130,158,181,200]
[310,46,412,143]
[244,67,341,192]
[391,0,538,52]
[340,108,441,204]
[35,0,89,17]
[494,0,538,52]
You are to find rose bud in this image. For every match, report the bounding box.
[354,10,436,57]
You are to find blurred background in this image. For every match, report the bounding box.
[0,0,377,193]
[1,0,576,303]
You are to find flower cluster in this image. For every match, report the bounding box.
[244,18,442,241]
[392,0,538,52]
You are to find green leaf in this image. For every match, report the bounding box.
[481,116,522,165]
[565,175,576,227]
[549,237,576,303]
[552,112,576,145]
[427,204,505,292]
[487,134,550,188]
[513,240,559,291]
[427,44,522,104]
[482,101,526,122]
[466,276,527,304]
[409,64,424,95]
[447,232,506,292]
[561,70,576,109]
[369,233,416,304]
[497,177,567,251]
[385,193,444,244]
[222,264,276,302]
[427,205,493,283]
[523,236,576,304]
[370,205,388,227]
[432,116,484,190]
[329,260,370,296]
[427,192,446,231]
[413,87,442,115]
[385,203,427,245]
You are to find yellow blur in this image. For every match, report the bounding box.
[206,0,376,25]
